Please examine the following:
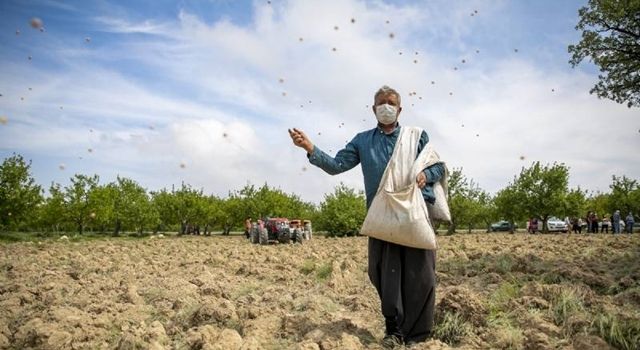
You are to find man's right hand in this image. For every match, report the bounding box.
[288,128,314,154]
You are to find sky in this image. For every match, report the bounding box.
[0,0,638,204]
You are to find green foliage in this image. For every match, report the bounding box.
[64,174,99,234]
[494,185,522,232]
[0,154,43,230]
[497,162,572,232]
[568,0,640,108]
[89,183,118,233]
[447,168,497,233]
[315,183,366,237]
[38,183,67,232]
[0,153,636,237]
[113,177,159,235]
[608,175,640,215]
[564,187,588,218]
[585,191,612,218]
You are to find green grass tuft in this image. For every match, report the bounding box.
[592,313,640,350]
[433,311,472,346]
[549,287,584,327]
[299,259,316,275]
[315,262,333,281]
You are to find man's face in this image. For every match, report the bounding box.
[372,93,402,118]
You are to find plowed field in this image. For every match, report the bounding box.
[1,233,638,349]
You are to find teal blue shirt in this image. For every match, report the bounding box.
[308,124,445,208]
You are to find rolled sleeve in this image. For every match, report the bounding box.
[424,162,445,185]
[307,142,360,175]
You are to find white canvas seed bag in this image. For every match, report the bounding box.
[360,126,450,250]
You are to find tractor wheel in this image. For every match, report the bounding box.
[278,230,291,244]
[259,228,268,245]
[251,228,259,244]
[293,229,303,244]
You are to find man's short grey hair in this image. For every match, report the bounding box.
[374,85,401,105]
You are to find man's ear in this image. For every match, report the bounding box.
[372,105,377,114]
[397,106,403,115]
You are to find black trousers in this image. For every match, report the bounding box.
[368,237,436,343]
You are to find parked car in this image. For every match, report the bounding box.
[545,217,568,233]
[490,220,516,232]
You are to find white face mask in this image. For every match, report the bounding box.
[375,104,398,125]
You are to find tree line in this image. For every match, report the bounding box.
[0,153,638,235]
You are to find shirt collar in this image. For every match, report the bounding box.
[376,122,401,135]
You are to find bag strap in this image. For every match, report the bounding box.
[374,126,425,195]
[374,126,409,195]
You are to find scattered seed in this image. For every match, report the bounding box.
[30,18,43,29]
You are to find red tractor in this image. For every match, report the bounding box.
[250,218,311,245]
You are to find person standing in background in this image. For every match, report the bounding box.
[564,216,572,234]
[612,210,621,234]
[244,217,252,239]
[625,212,635,234]
[601,215,610,233]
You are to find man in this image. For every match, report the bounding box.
[244,217,252,239]
[288,86,445,346]
[601,215,610,233]
[626,212,635,234]
[613,210,621,234]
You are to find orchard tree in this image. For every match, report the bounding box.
[608,175,639,214]
[446,168,484,233]
[585,191,611,218]
[474,191,498,233]
[173,183,206,235]
[38,182,67,233]
[446,168,466,233]
[199,195,226,235]
[568,0,640,107]
[64,174,99,234]
[494,185,523,233]
[115,177,158,235]
[316,183,366,237]
[514,162,571,232]
[0,154,43,230]
[151,188,179,232]
[90,183,118,234]
[564,187,588,218]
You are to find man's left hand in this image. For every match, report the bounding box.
[416,172,427,189]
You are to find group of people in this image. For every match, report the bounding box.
[565,210,635,234]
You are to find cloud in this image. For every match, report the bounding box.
[1,0,638,204]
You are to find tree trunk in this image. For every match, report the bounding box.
[447,221,456,235]
[113,219,121,236]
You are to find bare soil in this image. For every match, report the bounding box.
[0,233,638,349]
